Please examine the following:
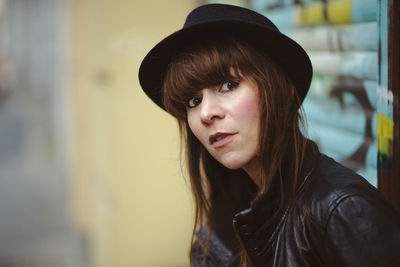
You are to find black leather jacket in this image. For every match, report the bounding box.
[192,154,400,266]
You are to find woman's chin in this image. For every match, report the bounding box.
[217,158,248,170]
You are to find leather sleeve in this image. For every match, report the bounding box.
[191,224,239,267]
[325,192,400,267]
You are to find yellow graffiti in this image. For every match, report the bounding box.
[377,113,394,157]
[327,0,351,24]
[297,0,351,26]
[297,1,324,26]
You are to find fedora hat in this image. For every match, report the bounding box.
[138,4,312,110]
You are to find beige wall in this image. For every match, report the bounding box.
[70,1,196,266]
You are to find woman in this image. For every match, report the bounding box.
[139,4,400,267]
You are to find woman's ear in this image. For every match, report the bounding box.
[291,86,295,97]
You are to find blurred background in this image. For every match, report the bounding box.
[0,0,397,266]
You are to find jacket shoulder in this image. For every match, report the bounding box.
[303,154,386,227]
[302,155,400,266]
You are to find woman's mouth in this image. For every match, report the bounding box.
[209,132,236,148]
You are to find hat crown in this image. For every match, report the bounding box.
[184,4,278,32]
[139,4,312,111]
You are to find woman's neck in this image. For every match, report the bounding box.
[242,157,263,188]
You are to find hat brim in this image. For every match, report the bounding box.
[138,20,312,110]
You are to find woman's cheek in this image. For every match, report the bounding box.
[234,95,259,119]
[187,115,204,144]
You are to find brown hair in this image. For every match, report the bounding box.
[162,37,317,266]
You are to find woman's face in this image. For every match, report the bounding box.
[186,75,261,170]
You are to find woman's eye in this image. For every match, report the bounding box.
[220,80,240,92]
[187,97,202,108]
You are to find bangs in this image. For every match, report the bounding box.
[162,39,256,119]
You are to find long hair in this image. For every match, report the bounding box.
[162,37,318,266]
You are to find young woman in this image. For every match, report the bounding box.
[139,4,400,267]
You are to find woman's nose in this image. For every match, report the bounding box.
[200,92,224,125]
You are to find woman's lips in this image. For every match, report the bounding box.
[209,132,237,148]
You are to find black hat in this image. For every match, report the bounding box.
[138,4,312,110]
